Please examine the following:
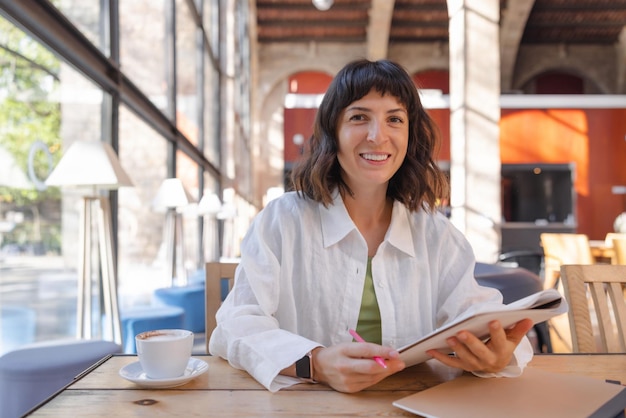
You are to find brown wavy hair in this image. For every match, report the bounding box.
[290,59,449,212]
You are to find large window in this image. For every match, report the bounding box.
[117,105,168,306]
[0,0,244,353]
[119,0,168,114]
[1,16,67,351]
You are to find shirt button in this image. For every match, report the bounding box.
[376,281,383,288]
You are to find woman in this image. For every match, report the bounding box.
[209,59,533,393]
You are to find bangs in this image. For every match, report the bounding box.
[339,61,418,114]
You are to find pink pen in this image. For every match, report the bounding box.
[348,328,387,369]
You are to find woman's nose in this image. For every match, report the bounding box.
[367,120,383,142]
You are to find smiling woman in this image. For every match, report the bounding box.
[209,59,535,394]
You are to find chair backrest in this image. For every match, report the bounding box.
[540,233,594,289]
[559,264,626,353]
[205,262,238,353]
[612,236,626,265]
[604,232,626,247]
[606,233,626,265]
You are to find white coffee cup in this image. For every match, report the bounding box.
[135,329,194,379]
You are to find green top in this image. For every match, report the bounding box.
[355,257,382,345]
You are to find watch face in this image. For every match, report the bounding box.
[295,355,311,379]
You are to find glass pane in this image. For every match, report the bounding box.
[50,0,105,54]
[176,150,200,281]
[203,0,220,58]
[235,2,250,136]
[119,0,168,115]
[202,1,220,166]
[201,173,220,262]
[176,0,199,146]
[117,105,168,307]
[0,16,104,351]
[220,188,256,261]
[204,51,220,166]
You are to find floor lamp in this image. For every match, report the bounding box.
[153,178,190,287]
[45,140,133,345]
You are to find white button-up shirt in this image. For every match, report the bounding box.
[209,191,533,391]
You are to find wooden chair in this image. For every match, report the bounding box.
[559,264,626,353]
[205,262,238,353]
[540,233,594,290]
[609,234,626,265]
[604,232,626,246]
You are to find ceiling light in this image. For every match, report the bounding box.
[312,0,333,11]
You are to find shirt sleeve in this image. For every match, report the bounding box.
[207,203,321,392]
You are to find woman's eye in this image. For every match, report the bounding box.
[349,114,366,121]
[389,116,404,124]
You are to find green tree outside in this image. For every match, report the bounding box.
[0,15,62,253]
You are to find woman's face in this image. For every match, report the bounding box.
[336,89,409,193]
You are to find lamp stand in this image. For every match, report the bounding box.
[203,215,220,262]
[76,196,122,345]
[164,208,187,286]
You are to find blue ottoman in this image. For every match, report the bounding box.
[120,305,185,353]
[153,285,205,333]
[0,339,121,418]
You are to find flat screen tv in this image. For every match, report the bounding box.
[501,163,575,223]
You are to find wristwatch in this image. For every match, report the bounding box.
[295,351,316,382]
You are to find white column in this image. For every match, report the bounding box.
[447,0,501,262]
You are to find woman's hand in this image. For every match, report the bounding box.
[311,342,405,393]
[426,318,534,373]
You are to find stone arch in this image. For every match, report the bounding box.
[512,45,614,94]
[253,66,334,203]
[500,0,536,92]
[521,70,584,94]
[253,77,288,206]
[515,64,606,94]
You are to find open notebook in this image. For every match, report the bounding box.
[393,368,626,418]
[398,288,568,367]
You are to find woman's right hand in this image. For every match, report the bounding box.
[311,342,405,393]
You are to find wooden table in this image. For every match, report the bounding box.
[25,354,626,417]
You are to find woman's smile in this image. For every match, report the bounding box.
[360,152,391,163]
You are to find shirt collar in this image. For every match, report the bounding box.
[319,190,416,257]
[387,200,416,257]
[319,190,356,248]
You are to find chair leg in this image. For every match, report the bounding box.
[534,322,552,353]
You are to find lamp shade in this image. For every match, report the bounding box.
[312,0,333,11]
[197,193,222,216]
[152,178,190,209]
[45,141,133,189]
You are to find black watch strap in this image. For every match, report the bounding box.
[295,351,315,382]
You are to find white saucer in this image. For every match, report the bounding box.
[119,357,209,388]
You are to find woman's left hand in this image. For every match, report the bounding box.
[426,318,534,373]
